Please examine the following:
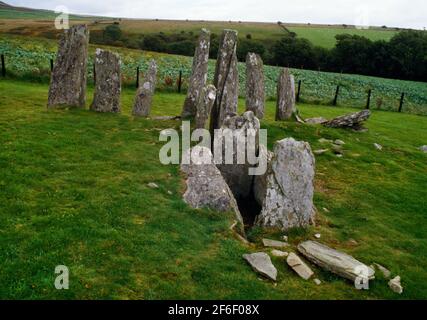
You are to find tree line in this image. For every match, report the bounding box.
[91,25,427,82]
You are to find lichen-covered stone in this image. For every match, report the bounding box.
[323,110,371,130]
[133,60,157,117]
[276,68,296,120]
[181,146,244,227]
[90,49,121,113]
[245,53,265,119]
[195,85,217,129]
[48,25,89,109]
[181,29,211,118]
[255,138,315,230]
[216,111,260,199]
[209,29,239,133]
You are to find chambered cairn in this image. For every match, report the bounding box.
[90,49,121,113]
[209,29,239,134]
[133,60,158,117]
[181,29,211,118]
[245,53,265,119]
[48,24,89,109]
[276,68,296,120]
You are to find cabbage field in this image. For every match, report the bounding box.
[1,34,426,115]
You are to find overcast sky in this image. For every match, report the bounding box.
[6,0,427,29]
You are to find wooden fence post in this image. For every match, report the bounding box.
[333,85,340,106]
[1,54,5,77]
[398,93,405,112]
[366,89,372,109]
[296,80,302,102]
[136,67,140,88]
[178,70,182,93]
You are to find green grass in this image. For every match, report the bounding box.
[1,79,426,299]
[1,34,427,115]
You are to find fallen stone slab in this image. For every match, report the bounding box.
[262,239,289,248]
[297,241,375,282]
[388,276,403,294]
[271,250,289,258]
[373,263,391,279]
[243,252,277,281]
[314,149,329,155]
[323,110,371,131]
[287,252,314,280]
[305,117,328,125]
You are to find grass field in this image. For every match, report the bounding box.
[1,79,426,299]
[1,34,426,115]
[0,4,399,48]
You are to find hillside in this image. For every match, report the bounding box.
[0,1,399,48]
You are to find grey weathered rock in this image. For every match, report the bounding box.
[209,29,239,133]
[48,25,89,109]
[334,139,345,146]
[271,250,289,258]
[90,49,121,113]
[133,60,157,117]
[373,263,391,279]
[262,239,289,248]
[305,117,328,125]
[313,149,329,155]
[182,29,211,118]
[245,53,265,119]
[255,138,316,231]
[243,252,277,281]
[314,278,322,285]
[216,111,260,199]
[419,145,427,153]
[388,276,403,294]
[181,146,243,227]
[287,252,314,280]
[276,68,296,121]
[314,233,321,239]
[323,110,371,130]
[298,241,375,282]
[147,182,159,189]
[195,85,217,129]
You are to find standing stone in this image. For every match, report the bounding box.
[181,29,211,118]
[245,53,265,119]
[275,68,296,120]
[195,85,217,129]
[133,60,158,117]
[48,25,89,109]
[90,49,121,113]
[216,111,260,199]
[254,138,315,230]
[209,30,239,134]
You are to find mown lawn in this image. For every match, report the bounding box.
[0,79,426,300]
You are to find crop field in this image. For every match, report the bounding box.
[1,34,426,115]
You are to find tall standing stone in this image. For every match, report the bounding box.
[276,68,296,120]
[48,24,89,109]
[195,85,217,129]
[181,29,211,118]
[90,49,121,113]
[133,60,158,117]
[254,138,315,230]
[209,29,239,134]
[245,53,265,119]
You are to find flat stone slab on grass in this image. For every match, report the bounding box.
[271,250,288,258]
[243,252,277,281]
[262,239,289,248]
[287,252,314,280]
[298,241,374,282]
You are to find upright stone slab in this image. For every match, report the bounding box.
[48,24,89,109]
[181,29,211,118]
[133,60,158,117]
[255,138,315,230]
[245,53,265,119]
[275,68,296,120]
[216,111,260,199]
[195,85,217,129]
[209,29,239,134]
[90,49,121,113]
